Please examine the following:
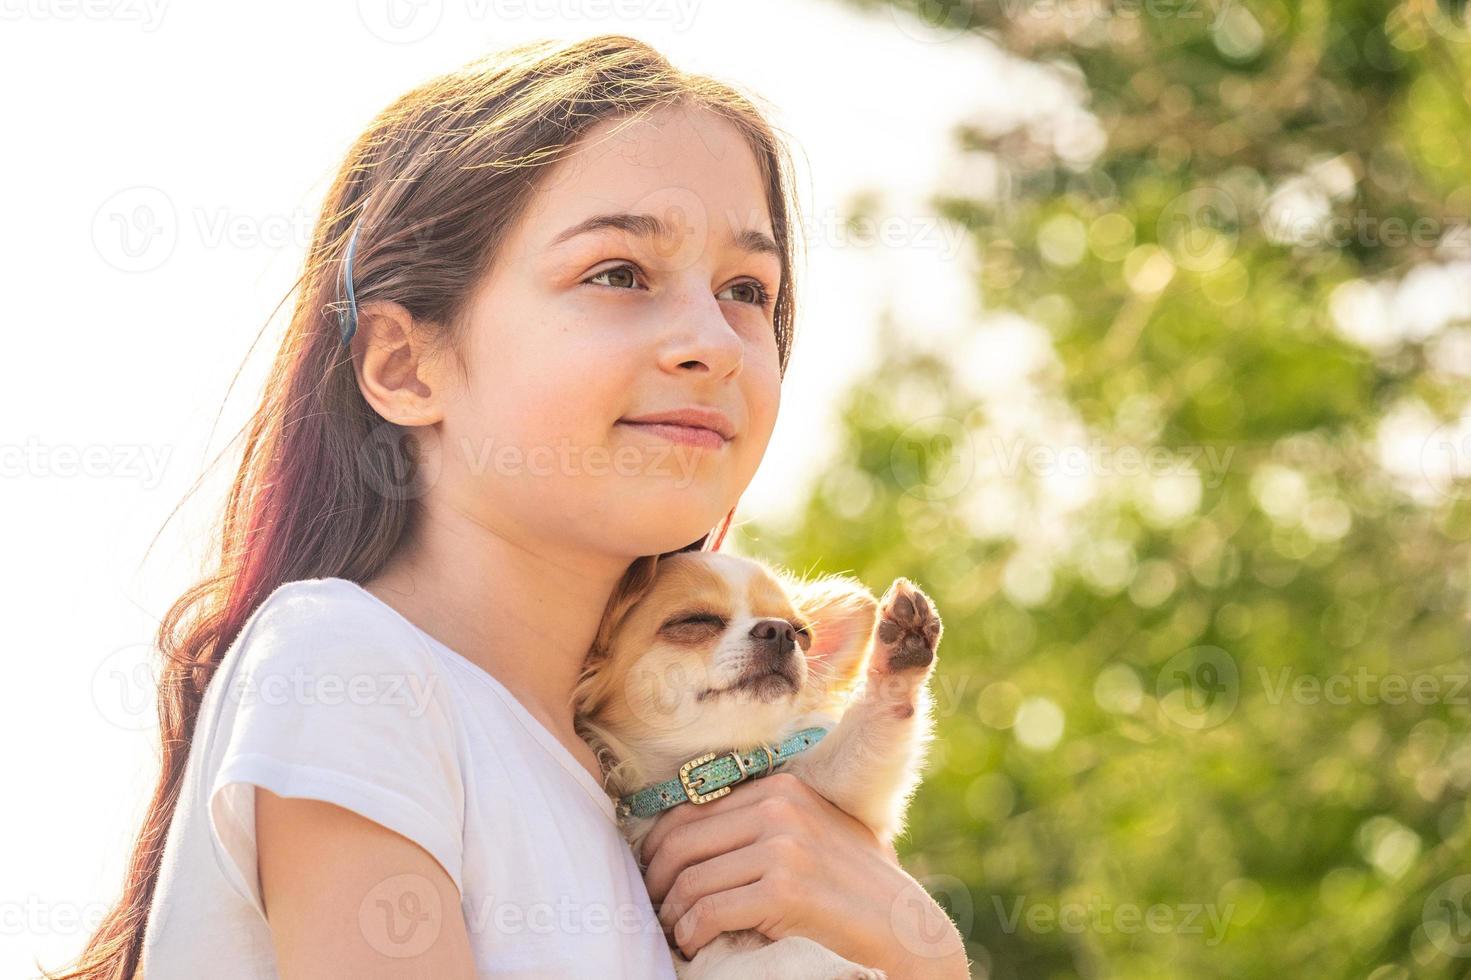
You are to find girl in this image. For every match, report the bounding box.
[47,34,970,980]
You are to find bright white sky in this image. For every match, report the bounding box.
[1,3,1052,974]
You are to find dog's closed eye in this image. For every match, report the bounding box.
[656,611,813,653]
[659,611,727,643]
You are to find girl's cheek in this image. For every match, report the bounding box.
[747,341,783,406]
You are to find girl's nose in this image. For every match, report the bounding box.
[654,287,745,379]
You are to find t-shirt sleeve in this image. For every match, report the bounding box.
[202,582,465,921]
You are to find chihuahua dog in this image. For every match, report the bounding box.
[572,551,943,980]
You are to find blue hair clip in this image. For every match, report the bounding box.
[337,220,363,346]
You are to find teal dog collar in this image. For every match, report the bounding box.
[615,726,829,821]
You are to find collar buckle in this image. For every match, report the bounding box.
[678,749,744,804]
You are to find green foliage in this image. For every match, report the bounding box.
[741,1,1471,976]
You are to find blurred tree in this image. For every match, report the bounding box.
[737,1,1471,976]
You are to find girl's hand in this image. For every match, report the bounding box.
[639,771,970,979]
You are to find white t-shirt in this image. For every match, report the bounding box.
[139,576,677,979]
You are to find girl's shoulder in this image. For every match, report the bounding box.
[194,576,470,914]
[247,575,400,638]
[226,576,446,686]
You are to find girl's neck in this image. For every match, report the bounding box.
[360,513,630,740]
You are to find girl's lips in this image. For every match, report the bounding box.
[616,421,729,450]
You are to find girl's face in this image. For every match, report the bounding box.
[436,105,783,558]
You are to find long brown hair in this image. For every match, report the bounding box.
[44,34,800,980]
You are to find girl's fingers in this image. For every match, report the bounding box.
[654,838,770,934]
[642,802,765,903]
[671,877,780,961]
[638,772,795,868]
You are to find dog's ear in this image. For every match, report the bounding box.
[575,555,662,719]
[781,570,879,706]
[586,555,660,669]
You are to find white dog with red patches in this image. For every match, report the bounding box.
[573,551,944,980]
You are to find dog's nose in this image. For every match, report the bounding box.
[749,618,797,664]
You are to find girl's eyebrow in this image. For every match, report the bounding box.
[549,211,779,259]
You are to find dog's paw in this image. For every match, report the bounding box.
[872,577,941,676]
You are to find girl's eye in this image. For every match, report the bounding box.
[717,279,775,308]
[583,263,774,308]
[584,262,646,291]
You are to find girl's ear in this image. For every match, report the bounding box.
[782,571,879,705]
